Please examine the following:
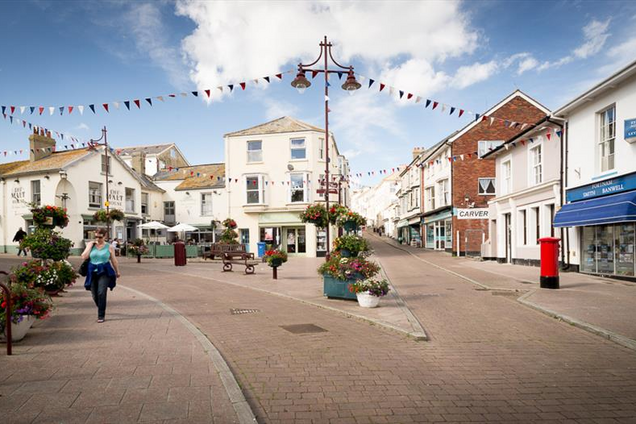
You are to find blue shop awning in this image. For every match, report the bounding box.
[554,191,636,227]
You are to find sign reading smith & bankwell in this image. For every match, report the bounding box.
[566,171,636,202]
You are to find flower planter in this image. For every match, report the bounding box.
[5,315,36,342]
[322,274,358,300]
[343,221,358,233]
[269,258,283,268]
[356,291,380,308]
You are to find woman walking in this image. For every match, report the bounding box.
[81,228,120,323]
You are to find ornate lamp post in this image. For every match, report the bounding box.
[90,127,111,238]
[291,36,361,258]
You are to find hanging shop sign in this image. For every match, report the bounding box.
[456,208,490,220]
[625,119,636,143]
[566,171,636,202]
[108,188,124,209]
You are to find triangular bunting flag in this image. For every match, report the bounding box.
[276,73,282,79]
[89,104,96,114]
[124,101,130,110]
[191,91,199,97]
[264,76,270,83]
[30,106,35,114]
[240,82,246,90]
[415,96,422,104]
[156,96,164,102]
[450,107,455,115]
[59,106,64,115]
[407,93,413,100]
[432,101,438,110]
[311,70,318,79]
[20,106,25,114]
[78,105,84,115]
[134,99,141,108]
[379,83,385,92]
[145,98,152,106]
[368,79,375,88]
[399,90,404,99]
[459,109,464,118]
[49,107,55,115]
[39,106,44,115]
[228,84,234,92]
[68,106,74,114]
[103,103,109,113]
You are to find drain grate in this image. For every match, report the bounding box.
[230,308,260,315]
[280,324,327,334]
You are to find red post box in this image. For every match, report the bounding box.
[174,241,187,267]
[538,237,560,289]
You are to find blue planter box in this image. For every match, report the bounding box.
[323,274,358,300]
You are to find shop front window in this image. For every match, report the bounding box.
[596,225,614,274]
[445,220,453,246]
[615,224,635,276]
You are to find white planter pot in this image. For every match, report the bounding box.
[4,315,36,342]
[356,291,380,308]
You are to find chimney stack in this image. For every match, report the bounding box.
[29,128,56,162]
[131,151,146,175]
[412,147,425,160]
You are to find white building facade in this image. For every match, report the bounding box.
[224,117,344,257]
[421,140,453,251]
[396,150,424,246]
[481,118,562,265]
[554,60,636,279]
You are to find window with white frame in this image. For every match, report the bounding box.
[101,154,111,174]
[125,188,135,213]
[247,140,262,163]
[478,178,496,195]
[425,187,435,210]
[478,140,504,158]
[290,173,308,203]
[201,193,213,216]
[246,175,265,204]
[88,182,102,208]
[141,192,149,215]
[290,138,306,160]
[31,180,41,205]
[414,187,420,208]
[529,145,542,185]
[319,138,324,160]
[438,179,449,206]
[501,160,512,195]
[599,105,615,172]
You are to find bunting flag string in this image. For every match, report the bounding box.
[0,69,295,118]
[354,73,542,130]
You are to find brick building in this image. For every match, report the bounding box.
[449,91,549,255]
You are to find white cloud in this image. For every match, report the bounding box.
[124,3,191,89]
[573,18,611,59]
[74,123,90,131]
[451,61,499,89]
[598,36,636,75]
[175,0,481,99]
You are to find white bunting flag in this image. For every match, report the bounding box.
[180,93,188,97]
[156,96,164,102]
[415,96,422,103]
[78,105,84,115]
[389,87,395,96]
[490,117,495,126]
[20,106,25,114]
[460,154,464,160]
[520,123,527,130]
[441,105,447,113]
[325,95,330,101]
[49,107,55,116]
[113,102,120,110]
[217,86,223,93]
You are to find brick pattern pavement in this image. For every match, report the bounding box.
[115,253,636,423]
[0,275,240,424]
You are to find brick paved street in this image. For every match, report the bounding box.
[2,246,636,423]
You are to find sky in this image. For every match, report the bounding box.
[1,0,635,187]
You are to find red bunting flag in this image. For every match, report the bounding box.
[276,73,283,79]
[432,102,438,110]
[204,89,211,98]
[311,70,318,79]
[546,133,551,140]
[482,115,488,121]
[520,140,526,146]
[240,82,246,90]
[407,93,413,100]
[134,99,141,108]
[10,106,15,114]
[103,103,109,113]
[379,83,385,92]
[39,106,44,115]
[68,106,73,114]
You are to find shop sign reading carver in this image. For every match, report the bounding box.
[456,208,489,220]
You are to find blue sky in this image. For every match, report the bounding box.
[1,0,635,187]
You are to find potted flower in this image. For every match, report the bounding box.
[336,211,367,232]
[31,205,69,228]
[349,279,390,308]
[0,283,53,342]
[21,228,73,261]
[128,239,149,263]
[318,253,381,300]
[51,260,78,289]
[220,218,239,244]
[265,250,288,268]
[333,234,369,257]
[10,260,65,295]
[300,204,329,228]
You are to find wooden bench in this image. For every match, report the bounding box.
[203,243,245,260]
[222,252,259,275]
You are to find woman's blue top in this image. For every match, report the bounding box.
[84,243,117,291]
[90,243,111,264]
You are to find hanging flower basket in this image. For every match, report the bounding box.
[265,250,288,267]
[300,204,328,227]
[108,209,125,221]
[31,205,69,229]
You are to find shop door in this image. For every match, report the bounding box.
[504,213,512,263]
[435,222,446,250]
[286,228,306,254]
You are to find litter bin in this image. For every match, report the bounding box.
[174,241,187,266]
[257,242,267,258]
[538,237,560,289]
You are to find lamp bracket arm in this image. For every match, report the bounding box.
[299,48,324,68]
[328,47,352,70]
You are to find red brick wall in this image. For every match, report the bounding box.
[451,95,547,255]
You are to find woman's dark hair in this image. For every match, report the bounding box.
[95,228,108,237]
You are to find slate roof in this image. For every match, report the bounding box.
[117,144,174,156]
[0,149,92,177]
[225,116,325,137]
[154,163,225,191]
